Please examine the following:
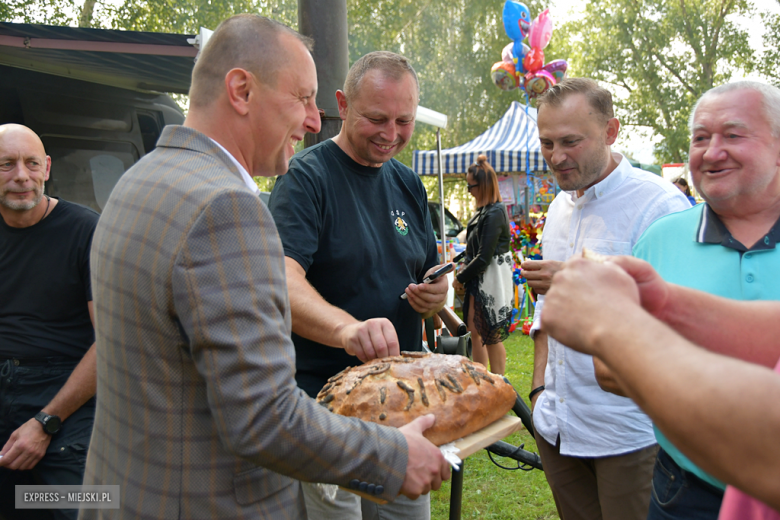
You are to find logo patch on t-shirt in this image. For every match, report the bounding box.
[391,210,409,236]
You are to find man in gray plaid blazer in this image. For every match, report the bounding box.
[81,14,449,520]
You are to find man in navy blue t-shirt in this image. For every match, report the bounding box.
[269,51,448,520]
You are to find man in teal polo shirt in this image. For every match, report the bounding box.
[596,80,780,519]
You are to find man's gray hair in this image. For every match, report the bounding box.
[689,81,780,137]
[189,14,313,108]
[343,51,419,101]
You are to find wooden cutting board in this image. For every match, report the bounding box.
[450,415,524,458]
[342,415,524,504]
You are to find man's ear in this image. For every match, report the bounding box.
[44,155,51,181]
[774,137,780,168]
[224,68,253,116]
[335,90,348,121]
[604,117,620,146]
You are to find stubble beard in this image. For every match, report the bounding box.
[0,185,43,211]
[554,151,609,192]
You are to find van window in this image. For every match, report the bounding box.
[89,154,126,209]
[43,136,137,212]
[136,110,163,154]
[428,203,463,238]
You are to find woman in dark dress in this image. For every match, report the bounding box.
[452,155,513,374]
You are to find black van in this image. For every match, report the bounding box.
[0,22,195,212]
[0,65,185,212]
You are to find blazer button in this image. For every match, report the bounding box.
[350,479,360,489]
[359,481,368,492]
[375,485,384,495]
[366,484,376,495]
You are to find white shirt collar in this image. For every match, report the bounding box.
[209,138,259,193]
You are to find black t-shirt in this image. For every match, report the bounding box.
[0,198,98,359]
[269,139,438,396]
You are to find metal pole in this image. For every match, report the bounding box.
[524,178,530,225]
[436,128,447,263]
[298,0,348,147]
[448,459,464,520]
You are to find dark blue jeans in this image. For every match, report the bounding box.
[0,357,95,520]
[646,448,724,520]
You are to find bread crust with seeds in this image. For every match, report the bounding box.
[316,352,517,445]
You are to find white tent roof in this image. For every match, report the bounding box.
[413,101,549,175]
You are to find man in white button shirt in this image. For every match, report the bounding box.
[520,77,689,520]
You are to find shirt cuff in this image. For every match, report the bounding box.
[529,295,544,338]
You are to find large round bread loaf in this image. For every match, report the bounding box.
[316,352,517,446]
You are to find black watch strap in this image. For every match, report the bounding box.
[34,412,62,435]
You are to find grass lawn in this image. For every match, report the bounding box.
[430,330,559,519]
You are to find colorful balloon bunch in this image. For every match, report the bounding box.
[491,0,569,98]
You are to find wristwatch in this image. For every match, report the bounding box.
[34,412,62,435]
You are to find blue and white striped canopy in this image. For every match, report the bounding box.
[413,101,549,175]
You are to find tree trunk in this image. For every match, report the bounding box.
[79,0,97,28]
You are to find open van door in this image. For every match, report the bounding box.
[0,22,199,211]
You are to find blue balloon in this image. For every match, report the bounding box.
[502,0,532,72]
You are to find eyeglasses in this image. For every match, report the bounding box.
[467,183,479,190]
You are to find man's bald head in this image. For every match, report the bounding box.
[188,14,313,108]
[0,124,51,216]
[0,123,45,152]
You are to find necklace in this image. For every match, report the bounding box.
[37,195,50,225]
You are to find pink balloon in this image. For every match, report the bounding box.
[536,69,556,84]
[542,59,568,83]
[528,9,553,50]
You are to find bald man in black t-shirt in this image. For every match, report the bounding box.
[0,124,98,520]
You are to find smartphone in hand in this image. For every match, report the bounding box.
[400,263,454,300]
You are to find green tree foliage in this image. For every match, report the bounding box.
[106,0,298,34]
[345,0,561,166]
[2,0,563,165]
[3,0,78,25]
[5,0,778,166]
[759,8,780,86]
[1,0,299,34]
[346,0,563,210]
[559,0,755,163]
